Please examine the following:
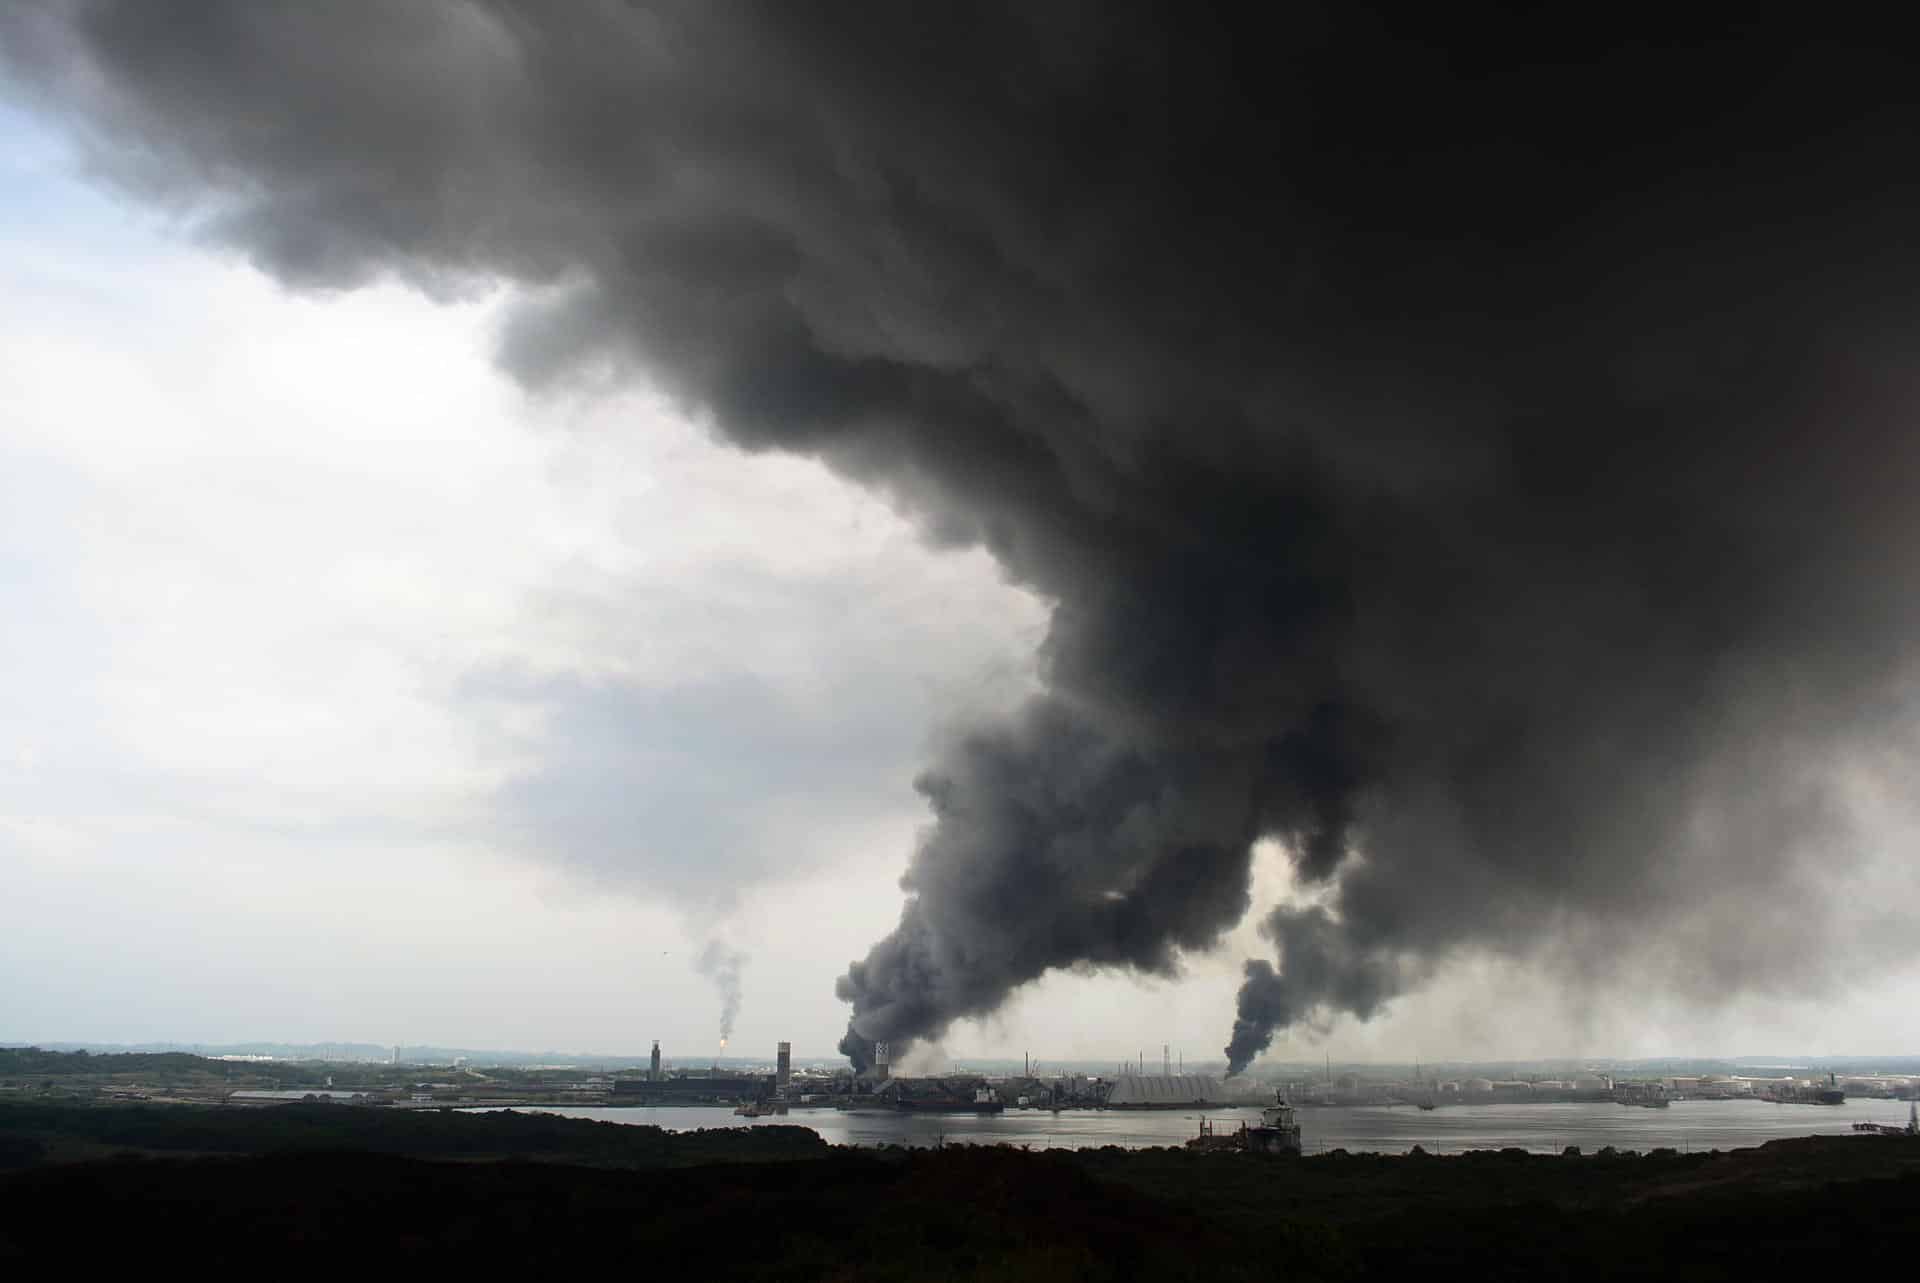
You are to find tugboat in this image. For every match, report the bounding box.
[1852,1100,1920,1137]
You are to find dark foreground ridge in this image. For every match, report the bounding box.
[3,1104,1917,1275]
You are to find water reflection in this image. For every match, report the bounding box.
[488,1097,1918,1154]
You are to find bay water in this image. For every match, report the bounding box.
[489,1096,1918,1154]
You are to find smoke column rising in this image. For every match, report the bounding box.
[8,4,1920,1073]
[695,941,746,1048]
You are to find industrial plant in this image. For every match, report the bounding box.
[595,1037,1240,1115]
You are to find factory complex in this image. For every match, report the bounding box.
[606,1038,1231,1113]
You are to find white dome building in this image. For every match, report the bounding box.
[1104,1074,1223,1109]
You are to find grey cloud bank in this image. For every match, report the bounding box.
[9,3,1919,1074]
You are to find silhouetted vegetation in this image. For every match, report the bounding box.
[0,1103,825,1167]
[0,1047,215,1078]
[1,1104,1916,1276]
[0,1045,359,1091]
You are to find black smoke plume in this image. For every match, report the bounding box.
[11,4,1920,1074]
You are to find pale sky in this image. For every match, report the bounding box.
[2,96,1916,1067]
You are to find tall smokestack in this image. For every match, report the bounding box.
[650,1040,661,1083]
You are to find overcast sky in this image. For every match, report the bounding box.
[4,13,1919,1069]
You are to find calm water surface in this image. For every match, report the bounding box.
[495,1097,1917,1155]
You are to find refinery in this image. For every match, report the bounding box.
[592,1039,1234,1115]
[314,1043,1920,1118]
[17,1037,1917,1123]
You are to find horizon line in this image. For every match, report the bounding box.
[9,1038,1918,1069]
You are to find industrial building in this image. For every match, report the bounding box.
[610,1039,797,1104]
[1104,1074,1222,1108]
[225,1089,372,1106]
[612,1075,769,1103]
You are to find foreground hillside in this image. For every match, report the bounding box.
[1,1104,1915,1276]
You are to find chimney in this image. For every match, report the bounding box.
[650,1040,662,1082]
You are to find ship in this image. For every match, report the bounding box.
[1760,1073,1845,1106]
[894,1087,1006,1114]
[1411,1062,1437,1110]
[1184,1091,1302,1156]
[873,1078,1007,1113]
[1185,1117,1243,1153]
[1247,1091,1304,1155]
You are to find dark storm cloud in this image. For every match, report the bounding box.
[13,2,1920,1071]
